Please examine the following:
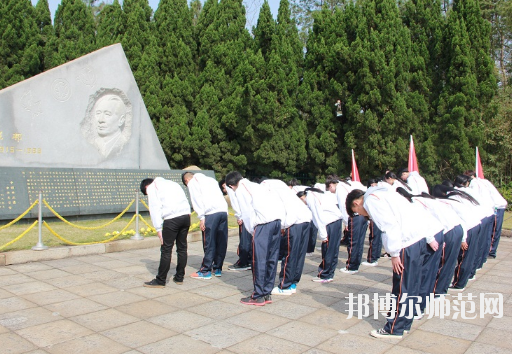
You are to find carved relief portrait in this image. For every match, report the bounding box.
[81,88,132,158]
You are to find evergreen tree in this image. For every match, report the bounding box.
[435,10,478,177]
[297,6,346,177]
[121,0,154,76]
[252,1,275,60]
[96,0,125,48]
[246,0,306,177]
[193,0,251,174]
[0,0,41,89]
[51,0,96,67]
[153,0,197,168]
[34,0,54,72]
[342,0,414,178]
[401,0,445,183]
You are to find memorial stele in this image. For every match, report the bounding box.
[0,44,208,220]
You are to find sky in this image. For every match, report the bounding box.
[31,0,280,29]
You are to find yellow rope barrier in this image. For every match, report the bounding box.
[140,199,149,210]
[138,214,153,229]
[0,200,39,231]
[0,221,38,251]
[43,214,137,245]
[43,199,135,230]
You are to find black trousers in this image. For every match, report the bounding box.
[156,214,191,284]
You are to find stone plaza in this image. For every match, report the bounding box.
[0,232,511,354]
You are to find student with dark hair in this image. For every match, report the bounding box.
[399,168,429,195]
[464,170,508,259]
[298,187,343,283]
[226,171,285,306]
[182,172,229,279]
[395,188,458,313]
[453,174,495,280]
[261,180,312,295]
[287,180,317,256]
[364,178,382,265]
[378,171,412,192]
[432,185,483,291]
[140,178,191,287]
[219,179,252,271]
[346,186,438,338]
[325,175,368,274]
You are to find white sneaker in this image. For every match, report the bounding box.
[271,286,293,296]
[312,277,333,283]
[340,268,358,274]
[370,328,402,339]
[305,252,314,257]
[361,261,378,267]
[448,286,465,292]
[414,312,423,320]
[468,275,476,281]
[316,247,322,251]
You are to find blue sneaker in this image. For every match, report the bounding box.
[290,284,297,294]
[214,269,222,277]
[190,271,212,280]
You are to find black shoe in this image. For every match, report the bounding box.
[488,254,496,259]
[228,263,251,271]
[264,295,272,304]
[240,296,265,306]
[173,277,183,285]
[143,279,165,288]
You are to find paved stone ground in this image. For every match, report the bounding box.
[0,236,511,354]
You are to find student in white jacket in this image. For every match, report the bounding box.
[140,178,191,287]
[399,168,429,195]
[261,180,312,295]
[226,171,285,306]
[298,187,343,283]
[346,186,440,339]
[465,170,508,259]
[182,172,228,279]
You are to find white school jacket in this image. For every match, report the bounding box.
[187,173,228,220]
[349,180,368,192]
[226,185,242,220]
[407,171,429,195]
[261,180,312,229]
[469,178,507,209]
[332,181,353,225]
[235,178,285,234]
[290,185,308,194]
[146,177,191,232]
[411,197,461,235]
[439,198,481,242]
[364,186,442,257]
[455,186,494,218]
[305,190,342,241]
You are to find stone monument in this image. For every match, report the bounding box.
[0,44,212,220]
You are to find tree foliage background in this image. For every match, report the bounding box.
[4,0,512,185]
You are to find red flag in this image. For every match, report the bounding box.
[351,149,360,182]
[408,135,419,172]
[476,147,484,179]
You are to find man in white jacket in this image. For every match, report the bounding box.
[140,178,191,287]
[226,171,285,306]
[346,186,435,339]
[182,172,228,279]
[465,170,508,259]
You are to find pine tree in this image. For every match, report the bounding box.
[342,0,414,178]
[153,0,197,168]
[252,1,275,60]
[96,0,125,48]
[51,0,96,67]
[193,0,251,174]
[246,0,306,177]
[435,10,478,177]
[0,0,41,89]
[121,0,155,76]
[401,0,445,183]
[34,0,54,72]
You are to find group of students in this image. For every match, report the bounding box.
[139,168,506,340]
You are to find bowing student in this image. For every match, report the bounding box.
[298,187,343,283]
